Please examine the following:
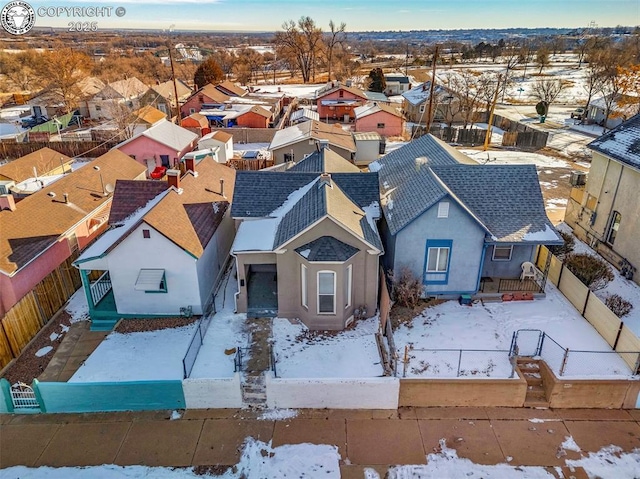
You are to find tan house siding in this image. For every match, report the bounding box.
[272,143,353,165]
[565,151,640,285]
[234,252,278,313]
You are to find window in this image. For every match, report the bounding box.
[585,194,598,211]
[338,90,344,98]
[67,232,79,253]
[284,152,295,162]
[301,264,308,308]
[189,108,196,114]
[198,95,204,103]
[437,201,449,218]
[158,104,167,114]
[424,240,452,285]
[135,269,167,293]
[143,229,151,239]
[492,245,513,261]
[419,104,425,113]
[606,211,621,245]
[318,271,336,314]
[95,105,102,111]
[160,155,170,167]
[345,264,352,309]
[377,123,385,129]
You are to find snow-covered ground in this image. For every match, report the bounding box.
[393,284,633,379]
[3,438,639,479]
[460,148,572,168]
[557,223,640,336]
[64,288,90,323]
[272,315,383,378]
[69,322,197,382]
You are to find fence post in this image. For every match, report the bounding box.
[456,350,463,377]
[557,262,564,288]
[403,345,409,378]
[582,290,591,317]
[537,332,545,357]
[613,322,625,350]
[0,378,14,413]
[31,379,45,413]
[559,349,569,376]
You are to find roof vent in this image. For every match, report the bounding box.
[48,192,56,198]
[319,173,331,187]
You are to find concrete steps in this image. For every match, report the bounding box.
[242,373,267,407]
[517,358,550,408]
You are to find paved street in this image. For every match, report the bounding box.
[2,407,639,476]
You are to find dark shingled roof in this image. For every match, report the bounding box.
[231,171,379,219]
[184,201,229,249]
[108,180,168,224]
[288,148,360,173]
[430,164,562,243]
[374,135,472,235]
[295,236,359,262]
[588,113,640,172]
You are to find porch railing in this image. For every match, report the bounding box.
[498,278,544,293]
[90,271,111,306]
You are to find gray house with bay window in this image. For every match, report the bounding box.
[373,135,563,298]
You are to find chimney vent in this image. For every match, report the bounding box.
[318,139,330,150]
[0,194,16,211]
[185,156,196,174]
[63,193,69,204]
[319,173,331,187]
[167,169,180,190]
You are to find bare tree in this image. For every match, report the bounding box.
[536,46,551,74]
[477,72,501,122]
[36,47,92,113]
[531,79,565,106]
[274,16,323,83]
[325,20,346,82]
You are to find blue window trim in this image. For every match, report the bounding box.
[423,239,453,285]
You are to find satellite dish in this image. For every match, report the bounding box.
[105,183,115,194]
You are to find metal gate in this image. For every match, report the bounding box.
[10,382,40,410]
[509,329,544,357]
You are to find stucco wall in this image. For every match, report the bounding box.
[107,223,203,315]
[118,137,182,174]
[266,374,399,409]
[182,375,243,408]
[394,197,485,294]
[482,245,535,278]
[275,217,380,330]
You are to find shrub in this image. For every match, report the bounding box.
[548,231,575,258]
[605,294,633,318]
[563,253,614,291]
[389,267,423,309]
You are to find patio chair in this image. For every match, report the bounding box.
[520,262,536,281]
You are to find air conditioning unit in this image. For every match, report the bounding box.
[570,171,587,187]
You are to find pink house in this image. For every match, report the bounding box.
[354,102,405,138]
[0,151,146,366]
[316,84,369,122]
[115,119,198,175]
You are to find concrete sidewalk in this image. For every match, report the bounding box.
[2,407,639,476]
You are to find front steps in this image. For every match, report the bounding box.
[517,358,550,408]
[241,373,267,407]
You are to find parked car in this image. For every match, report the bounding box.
[570,108,585,120]
[20,115,48,128]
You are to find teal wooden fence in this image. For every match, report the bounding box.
[33,379,185,413]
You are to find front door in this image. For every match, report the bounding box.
[247,264,278,317]
[146,158,156,175]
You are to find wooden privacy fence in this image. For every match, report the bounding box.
[0,140,117,160]
[0,253,82,369]
[536,246,640,373]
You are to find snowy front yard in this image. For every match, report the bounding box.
[393,283,633,379]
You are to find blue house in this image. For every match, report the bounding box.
[372,135,563,298]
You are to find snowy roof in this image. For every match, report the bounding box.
[588,113,640,172]
[231,170,381,253]
[0,147,73,183]
[430,164,563,244]
[269,120,356,152]
[354,102,402,120]
[364,91,389,103]
[289,108,319,123]
[116,119,197,152]
[401,82,448,106]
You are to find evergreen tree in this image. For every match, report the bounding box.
[367,67,386,93]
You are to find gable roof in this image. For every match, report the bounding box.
[198,84,230,103]
[588,113,640,172]
[29,76,105,106]
[216,80,247,97]
[0,150,146,276]
[115,119,197,152]
[97,77,147,100]
[269,120,356,153]
[355,102,403,120]
[182,112,209,128]
[290,108,319,123]
[199,130,233,145]
[230,170,381,253]
[0,147,73,183]
[402,81,449,106]
[151,79,192,102]
[316,84,369,101]
[373,134,480,235]
[430,165,562,243]
[245,105,272,118]
[289,147,360,173]
[133,105,166,125]
[385,75,410,84]
[75,157,234,263]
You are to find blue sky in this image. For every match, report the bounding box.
[26,0,639,31]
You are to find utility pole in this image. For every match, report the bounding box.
[483,74,502,151]
[425,45,439,133]
[167,26,181,124]
[405,43,409,76]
